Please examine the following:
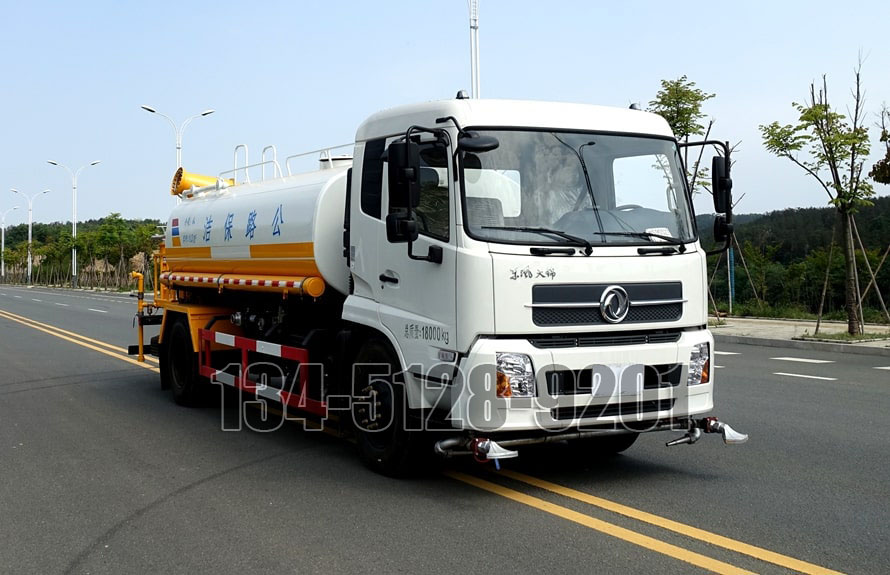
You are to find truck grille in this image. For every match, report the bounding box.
[546,364,682,395]
[533,303,682,326]
[531,282,683,326]
[529,329,682,349]
[551,398,676,421]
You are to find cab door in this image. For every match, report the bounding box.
[374,136,458,388]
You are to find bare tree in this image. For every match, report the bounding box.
[760,64,874,334]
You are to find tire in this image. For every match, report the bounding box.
[165,317,202,407]
[157,339,171,390]
[570,432,639,456]
[351,338,415,476]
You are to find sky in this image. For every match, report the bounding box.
[1,0,889,227]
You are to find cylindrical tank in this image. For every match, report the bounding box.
[164,164,352,296]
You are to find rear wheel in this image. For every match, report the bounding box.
[155,334,171,390]
[165,317,202,407]
[351,338,415,476]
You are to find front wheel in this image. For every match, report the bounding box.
[351,339,415,476]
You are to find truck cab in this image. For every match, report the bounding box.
[343,98,737,465]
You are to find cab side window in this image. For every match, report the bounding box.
[361,138,386,219]
[413,141,450,241]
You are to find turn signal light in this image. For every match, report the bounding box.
[496,372,512,398]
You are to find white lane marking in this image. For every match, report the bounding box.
[0,287,136,304]
[875,366,890,371]
[770,357,834,364]
[88,308,107,313]
[714,366,725,369]
[13,295,22,298]
[774,372,837,381]
[32,298,42,302]
[54,302,69,307]
[714,351,739,356]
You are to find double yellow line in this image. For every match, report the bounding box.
[446,470,843,575]
[0,306,844,574]
[0,307,159,373]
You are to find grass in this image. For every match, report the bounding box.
[714,300,890,325]
[795,331,890,342]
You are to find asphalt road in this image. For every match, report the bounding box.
[1,285,888,575]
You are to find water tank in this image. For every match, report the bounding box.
[164,164,352,296]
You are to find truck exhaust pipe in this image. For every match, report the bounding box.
[666,417,748,447]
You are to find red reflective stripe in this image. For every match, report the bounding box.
[279,346,303,361]
[232,335,257,352]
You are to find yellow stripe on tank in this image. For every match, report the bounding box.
[250,242,314,258]
[165,246,213,258]
[165,242,318,276]
[166,243,314,259]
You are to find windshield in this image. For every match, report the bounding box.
[460,130,695,246]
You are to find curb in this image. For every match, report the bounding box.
[714,334,890,357]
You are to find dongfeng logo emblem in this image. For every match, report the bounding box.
[600,285,630,323]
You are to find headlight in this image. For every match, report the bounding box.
[496,352,535,398]
[687,342,710,386]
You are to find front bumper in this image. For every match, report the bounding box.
[449,329,714,432]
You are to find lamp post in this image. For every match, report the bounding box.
[140,106,215,168]
[467,0,481,98]
[10,189,50,285]
[47,160,100,288]
[1,206,19,282]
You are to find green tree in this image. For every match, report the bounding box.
[97,213,132,288]
[648,75,717,195]
[760,66,874,334]
[649,75,715,140]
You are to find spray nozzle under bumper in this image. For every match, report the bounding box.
[666,417,748,447]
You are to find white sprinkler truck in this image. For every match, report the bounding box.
[131,94,747,475]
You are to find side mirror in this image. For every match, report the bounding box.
[713,214,733,243]
[457,131,499,153]
[387,141,421,209]
[711,155,732,214]
[386,213,418,244]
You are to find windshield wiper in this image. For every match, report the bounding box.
[594,231,689,255]
[550,134,607,242]
[592,230,687,247]
[482,226,593,256]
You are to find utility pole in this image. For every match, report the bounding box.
[468,0,480,98]
[140,106,215,169]
[728,245,735,314]
[47,160,101,288]
[10,189,50,285]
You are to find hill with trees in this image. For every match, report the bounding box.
[701,196,890,322]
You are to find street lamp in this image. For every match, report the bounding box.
[467,0,481,98]
[140,106,215,168]
[47,160,100,288]
[1,205,19,282]
[10,189,50,285]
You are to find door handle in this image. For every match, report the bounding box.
[379,273,399,285]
